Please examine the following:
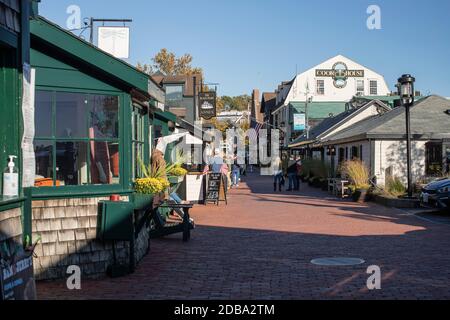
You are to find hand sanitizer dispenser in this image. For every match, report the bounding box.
[3,155,19,197]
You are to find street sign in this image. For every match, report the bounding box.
[293,113,306,131]
[199,91,217,120]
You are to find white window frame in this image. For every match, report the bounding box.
[369,80,378,96]
[356,80,365,95]
[316,79,325,95]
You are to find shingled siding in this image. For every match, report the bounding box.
[0,208,23,253]
[0,0,21,33]
[32,197,150,280]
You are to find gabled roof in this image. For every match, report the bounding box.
[323,95,450,144]
[30,16,164,102]
[289,100,390,148]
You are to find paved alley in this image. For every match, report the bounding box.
[37,172,450,300]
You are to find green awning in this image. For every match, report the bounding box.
[289,102,347,121]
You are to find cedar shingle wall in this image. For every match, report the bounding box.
[32,197,151,280]
[0,0,21,33]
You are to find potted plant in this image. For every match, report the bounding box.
[341,160,371,203]
[134,157,170,209]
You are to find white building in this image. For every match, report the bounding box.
[321,96,450,186]
[272,54,391,145]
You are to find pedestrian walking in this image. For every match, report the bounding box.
[271,156,283,192]
[286,161,297,191]
[231,163,241,188]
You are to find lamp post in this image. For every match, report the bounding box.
[398,74,416,198]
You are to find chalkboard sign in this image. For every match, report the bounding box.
[205,173,227,205]
[0,252,36,300]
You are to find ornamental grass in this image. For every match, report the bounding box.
[341,160,370,189]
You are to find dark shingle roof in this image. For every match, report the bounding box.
[289,100,390,147]
[324,95,450,143]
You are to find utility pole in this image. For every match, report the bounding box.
[193,76,197,121]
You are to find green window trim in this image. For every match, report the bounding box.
[132,104,150,180]
[31,87,136,198]
[0,196,26,212]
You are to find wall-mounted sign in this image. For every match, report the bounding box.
[1,253,36,300]
[98,26,130,59]
[199,91,217,120]
[293,113,306,131]
[316,62,364,89]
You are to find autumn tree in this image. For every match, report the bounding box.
[137,48,203,77]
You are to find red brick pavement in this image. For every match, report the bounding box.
[37,172,450,300]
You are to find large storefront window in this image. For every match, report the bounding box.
[34,90,120,187]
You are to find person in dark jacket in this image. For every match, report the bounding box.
[286,161,298,191]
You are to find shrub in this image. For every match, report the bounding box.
[386,176,406,197]
[341,160,370,189]
[167,165,188,177]
[135,177,170,195]
[302,159,332,179]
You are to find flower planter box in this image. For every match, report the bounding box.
[132,193,154,211]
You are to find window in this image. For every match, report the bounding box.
[165,85,183,102]
[370,80,378,95]
[426,142,443,175]
[338,148,345,164]
[356,80,365,95]
[34,91,120,187]
[316,80,325,95]
[132,106,146,180]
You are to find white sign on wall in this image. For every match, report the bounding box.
[98,26,130,59]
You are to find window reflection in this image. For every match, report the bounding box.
[89,95,119,139]
[55,92,88,138]
[90,141,120,185]
[34,140,54,187]
[56,141,88,186]
[35,91,53,137]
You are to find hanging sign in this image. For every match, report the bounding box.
[199,92,217,120]
[98,26,130,59]
[293,113,306,131]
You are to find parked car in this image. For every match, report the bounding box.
[420,179,450,210]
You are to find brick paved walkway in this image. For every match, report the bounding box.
[37,172,450,300]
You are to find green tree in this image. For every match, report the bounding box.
[137,48,203,77]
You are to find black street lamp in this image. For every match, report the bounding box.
[398,74,416,198]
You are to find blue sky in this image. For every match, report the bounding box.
[39,0,450,97]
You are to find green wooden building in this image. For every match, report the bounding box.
[0,0,32,260]
[27,15,171,280]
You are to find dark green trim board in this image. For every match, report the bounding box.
[0,48,21,197]
[0,28,19,48]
